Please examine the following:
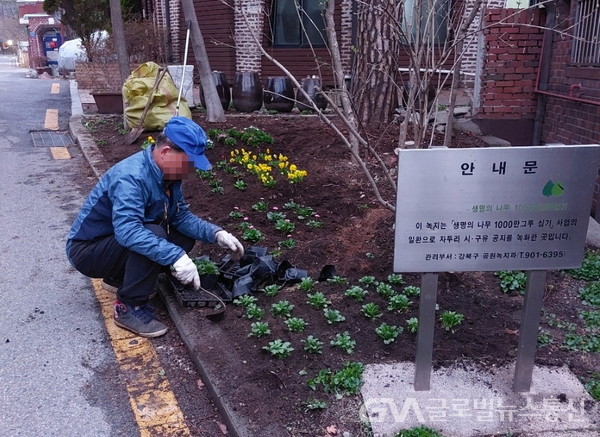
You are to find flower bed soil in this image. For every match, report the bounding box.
[86,112,599,436]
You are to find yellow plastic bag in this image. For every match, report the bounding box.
[122,61,192,131]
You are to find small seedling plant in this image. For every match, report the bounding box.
[392,426,443,437]
[439,310,464,332]
[375,323,403,344]
[262,284,280,297]
[387,294,411,313]
[361,302,383,319]
[567,251,600,281]
[271,300,294,317]
[330,331,356,354]
[406,317,419,334]
[495,270,527,294]
[306,292,331,309]
[323,308,346,324]
[248,321,271,338]
[298,277,315,292]
[358,275,377,287]
[387,274,405,285]
[307,361,364,397]
[244,303,264,320]
[263,339,294,358]
[327,275,348,285]
[302,335,324,354]
[234,294,258,308]
[345,285,368,302]
[376,282,396,299]
[403,285,421,297]
[285,317,308,332]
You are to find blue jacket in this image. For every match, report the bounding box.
[66,147,221,266]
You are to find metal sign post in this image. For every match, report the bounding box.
[513,270,547,392]
[414,273,439,391]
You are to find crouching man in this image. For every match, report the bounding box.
[66,116,243,338]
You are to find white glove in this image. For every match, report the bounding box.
[171,254,200,289]
[216,230,245,260]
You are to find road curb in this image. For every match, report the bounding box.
[68,114,247,437]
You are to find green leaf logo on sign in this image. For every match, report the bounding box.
[542,180,564,197]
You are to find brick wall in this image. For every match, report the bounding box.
[478,8,543,119]
[460,0,506,84]
[233,0,263,72]
[339,0,353,73]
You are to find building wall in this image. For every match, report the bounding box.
[474,8,543,145]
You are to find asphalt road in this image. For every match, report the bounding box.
[0,55,162,436]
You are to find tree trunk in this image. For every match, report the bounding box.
[109,0,129,85]
[109,0,130,121]
[181,0,226,122]
[350,1,399,128]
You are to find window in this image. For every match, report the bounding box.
[272,0,326,47]
[402,0,451,44]
[571,0,600,66]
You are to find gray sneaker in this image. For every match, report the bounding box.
[113,301,168,338]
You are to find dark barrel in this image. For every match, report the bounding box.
[263,76,295,113]
[296,76,328,112]
[200,71,231,111]
[232,71,263,112]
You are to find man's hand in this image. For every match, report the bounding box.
[171,254,200,289]
[216,230,245,260]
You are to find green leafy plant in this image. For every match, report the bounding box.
[563,333,600,352]
[194,259,219,275]
[209,178,224,194]
[302,398,327,411]
[584,373,600,401]
[358,275,377,287]
[240,126,274,146]
[403,285,421,297]
[244,303,264,320]
[262,339,294,358]
[330,331,356,354]
[376,282,396,299]
[567,251,600,281]
[294,206,314,219]
[283,200,300,210]
[274,218,295,233]
[278,238,297,249]
[361,302,382,319]
[581,310,600,329]
[306,219,323,228]
[307,361,364,396]
[538,329,553,347]
[302,335,324,354]
[393,426,442,437]
[140,135,155,150]
[579,282,600,307]
[495,270,527,294]
[233,179,248,191]
[234,294,258,308]
[262,284,281,297]
[266,211,287,221]
[306,292,331,309]
[345,285,368,302]
[251,200,268,211]
[439,310,465,332]
[248,321,271,338]
[285,317,308,332]
[387,294,411,313]
[271,300,294,317]
[241,226,264,243]
[323,308,345,324]
[375,323,403,344]
[327,275,348,285]
[387,274,405,285]
[298,277,315,292]
[229,209,244,219]
[406,317,419,334]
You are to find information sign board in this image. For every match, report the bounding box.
[394,145,600,272]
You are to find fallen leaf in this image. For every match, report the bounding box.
[326,424,338,435]
[197,378,205,389]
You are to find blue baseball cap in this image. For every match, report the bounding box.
[163,116,212,171]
